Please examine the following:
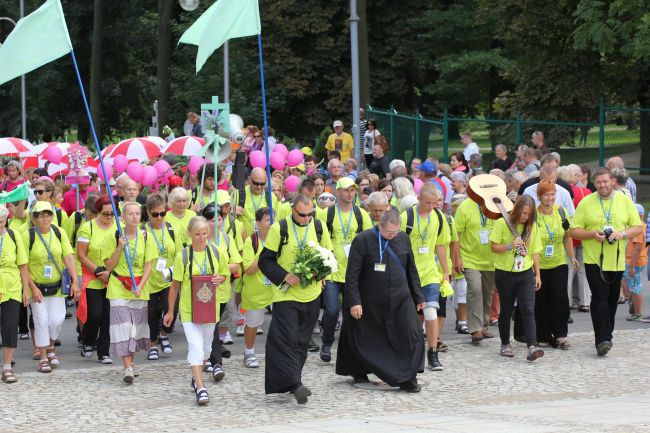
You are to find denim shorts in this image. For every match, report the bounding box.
[421,283,440,308]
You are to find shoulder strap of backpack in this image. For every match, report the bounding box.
[6,228,16,247]
[277,219,289,257]
[251,231,260,254]
[434,208,444,237]
[191,187,198,205]
[227,214,236,237]
[326,206,335,237]
[72,212,84,246]
[353,206,363,234]
[558,206,567,223]
[405,207,414,235]
[314,219,323,243]
[29,227,35,251]
[166,223,175,242]
[56,209,62,226]
[182,247,189,278]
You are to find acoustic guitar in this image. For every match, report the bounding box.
[467,174,526,255]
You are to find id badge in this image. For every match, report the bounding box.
[418,246,429,254]
[374,263,386,272]
[544,245,554,258]
[43,265,53,279]
[513,256,525,272]
[343,244,351,258]
[263,276,272,286]
[479,230,489,245]
[156,258,168,272]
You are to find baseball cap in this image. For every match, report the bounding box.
[216,189,231,205]
[333,120,343,128]
[32,201,54,214]
[336,177,358,190]
[417,161,437,174]
[290,164,305,172]
[301,146,313,156]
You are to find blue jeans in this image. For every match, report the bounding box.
[322,281,345,347]
[421,283,441,308]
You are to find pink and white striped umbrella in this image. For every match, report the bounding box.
[161,136,206,156]
[32,142,74,157]
[107,137,162,162]
[47,154,98,178]
[0,137,32,156]
[143,136,167,148]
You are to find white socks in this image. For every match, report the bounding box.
[244,348,254,356]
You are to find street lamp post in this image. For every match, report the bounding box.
[0,1,27,140]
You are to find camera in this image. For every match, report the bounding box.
[603,227,615,244]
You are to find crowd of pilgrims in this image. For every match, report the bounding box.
[0,146,645,405]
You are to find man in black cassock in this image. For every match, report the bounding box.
[336,210,425,392]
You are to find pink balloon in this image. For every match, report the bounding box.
[270,152,286,171]
[113,154,128,172]
[44,146,63,164]
[154,160,170,176]
[188,156,204,175]
[272,143,288,157]
[141,166,158,186]
[97,164,113,182]
[287,149,304,167]
[413,178,423,194]
[250,150,266,169]
[127,161,143,182]
[284,175,301,193]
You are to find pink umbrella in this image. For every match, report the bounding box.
[0,137,32,156]
[107,137,162,162]
[161,136,206,156]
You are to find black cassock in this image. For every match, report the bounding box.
[336,229,424,386]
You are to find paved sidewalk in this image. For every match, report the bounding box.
[1,328,649,432]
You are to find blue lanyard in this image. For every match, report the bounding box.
[539,209,554,242]
[416,206,430,244]
[292,219,310,252]
[35,230,54,263]
[337,205,353,241]
[193,251,208,276]
[376,227,390,263]
[0,231,4,256]
[252,191,264,212]
[148,222,165,255]
[477,204,486,227]
[125,231,139,264]
[255,231,266,248]
[599,194,614,225]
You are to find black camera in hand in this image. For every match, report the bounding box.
[603,227,616,244]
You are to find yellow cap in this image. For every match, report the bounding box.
[216,189,231,205]
[290,163,305,172]
[336,177,358,190]
[301,146,313,156]
[32,201,54,214]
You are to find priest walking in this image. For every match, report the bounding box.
[336,211,425,392]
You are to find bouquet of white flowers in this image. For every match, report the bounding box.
[277,241,338,293]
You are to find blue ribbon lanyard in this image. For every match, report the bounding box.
[337,205,353,242]
[256,231,266,248]
[292,219,310,252]
[193,250,208,276]
[416,205,430,244]
[148,222,165,256]
[125,231,139,265]
[252,190,264,213]
[376,227,390,263]
[539,211,555,242]
[477,204,486,227]
[599,194,614,225]
[36,230,54,264]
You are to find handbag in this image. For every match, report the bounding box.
[37,282,61,297]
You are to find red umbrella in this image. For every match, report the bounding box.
[161,136,206,156]
[107,137,162,162]
[0,137,32,156]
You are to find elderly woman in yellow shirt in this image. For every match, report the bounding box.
[22,201,79,373]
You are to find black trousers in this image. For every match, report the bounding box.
[148,287,171,342]
[585,264,622,346]
[1,300,21,348]
[536,265,569,341]
[495,269,537,347]
[265,299,320,394]
[18,304,30,334]
[82,288,110,357]
[208,303,228,366]
[364,154,373,169]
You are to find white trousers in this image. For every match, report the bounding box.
[31,297,66,348]
[182,322,215,366]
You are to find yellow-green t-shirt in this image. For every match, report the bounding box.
[571,192,642,271]
[489,219,542,272]
[400,207,451,286]
[223,215,245,251]
[172,246,230,323]
[0,229,28,303]
[454,198,495,271]
[144,223,182,294]
[164,209,197,248]
[211,231,242,303]
[235,186,278,239]
[316,206,373,283]
[63,210,89,277]
[23,227,74,297]
[8,216,27,232]
[241,235,273,310]
[537,206,569,269]
[437,214,463,279]
[76,220,117,289]
[106,229,157,301]
[263,216,333,303]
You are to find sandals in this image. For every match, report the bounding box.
[147,347,160,361]
[500,344,514,358]
[2,369,17,383]
[37,359,51,373]
[160,336,172,355]
[244,353,259,368]
[527,346,545,362]
[32,348,40,361]
[436,341,449,353]
[46,350,60,368]
[195,388,209,405]
[457,324,470,334]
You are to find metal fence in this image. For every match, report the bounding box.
[367,98,649,173]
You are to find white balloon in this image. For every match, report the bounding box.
[179,0,199,12]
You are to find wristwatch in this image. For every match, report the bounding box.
[622,230,628,239]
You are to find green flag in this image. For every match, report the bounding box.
[0,0,72,86]
[179,0,261,74]
[0,183,29,205]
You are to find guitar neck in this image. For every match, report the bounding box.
[495,201,521,240]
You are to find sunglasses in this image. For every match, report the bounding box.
[101,211,114,217]
[35,189,49,195]
[293,209,314,218]
[33,211,53,218]
[251,180,266,187]
[318,196,336,202]
[254,135,262,138]
[150,211,167,218]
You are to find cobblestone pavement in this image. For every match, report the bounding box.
[1,324,649,432]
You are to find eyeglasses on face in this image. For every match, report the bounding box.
[35,189,49,195]
[293,209,314,218]
[251,180,266,187]
[101,211,114,217]
[33,211,53,218]
[150,211,167,218]
[319,196,336,202]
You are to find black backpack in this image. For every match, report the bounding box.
[276,218,323,257]
[70,211,86,246]
[404,207,444,237]
[5,228,17,248]
[325,205,364,239]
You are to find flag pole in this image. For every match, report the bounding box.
[257,33,273,223]
[69,49,139,291]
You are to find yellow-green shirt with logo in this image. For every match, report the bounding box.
[76,220,117,289]
[537,206,569,269]
[454,198,495,271]
[490,219,542,272]
[0,229,28,303]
